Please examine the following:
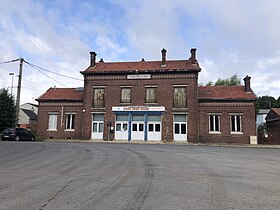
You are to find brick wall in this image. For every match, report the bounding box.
[199,102,256,144]
[36,74,257,144]
[82,72,199,142]
[36,102,83,139]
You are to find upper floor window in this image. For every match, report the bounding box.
[173,87,187,108]
[121,87,131,103]
[65,114,75,130]
[230,114,242,134]
[209,114,221,133]
[145,87,157,103]
[93,88,105,108]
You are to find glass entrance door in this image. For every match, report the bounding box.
[115,122,128,140]
[131,115,145,140]
[147,115,161,141]
[115,115,128,140]
[174,114,187,141]
[92,114,104,140]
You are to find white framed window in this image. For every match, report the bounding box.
[209,115,221,133]
[230,114,242,134]
[48,113,58,131]
[65,114,75,130]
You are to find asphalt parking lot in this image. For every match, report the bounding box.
[0,141,279,210]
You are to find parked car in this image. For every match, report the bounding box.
[1,128,35,141]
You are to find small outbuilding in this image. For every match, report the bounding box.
[265,108,280,144]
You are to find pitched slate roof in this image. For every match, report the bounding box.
[21,109,37,120]
[81,60,200,74]
[36,87,83,102]
[198,86,257,101]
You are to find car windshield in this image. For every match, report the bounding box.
[3,128,16,133]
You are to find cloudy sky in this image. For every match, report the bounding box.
[1,0,280,104]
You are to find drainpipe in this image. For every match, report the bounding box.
[128,113,132,141]
[107,122,111,141]
[144,113,148,141]
[61,106,64,127]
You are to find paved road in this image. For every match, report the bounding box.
[0,141,279,210]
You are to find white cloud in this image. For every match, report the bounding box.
[256,55,280,69]
[1,0,280,105]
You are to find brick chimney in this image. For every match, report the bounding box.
[190,48,197,64]
[243,75,251,92]
[90,51,97,67]
[161,48,167,66]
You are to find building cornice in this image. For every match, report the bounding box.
[85,72,197,81]
[39,102,83,107]
[199,98,257,103]
[81,68,200,76]
[199,102,255,107]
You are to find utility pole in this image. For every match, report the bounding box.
[15,57,24,127]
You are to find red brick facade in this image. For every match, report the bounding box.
[36,49,257,143]
[199,103,256,144]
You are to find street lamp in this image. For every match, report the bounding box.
[9,72,15,95]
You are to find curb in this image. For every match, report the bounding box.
[42,139,280,148]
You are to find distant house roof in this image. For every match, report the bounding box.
[20,102,38,108]
[81,60,201,74]
[36,87,83,102]
[266,108,280,122]
[198,86,257,101]
[258,109,270,115]
[21,109,37,120]
[271,108,280,116]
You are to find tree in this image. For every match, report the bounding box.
[205,81,213,86]
[277,96,280,107]
[214,74,241,86]
[0,88,16,132]
[256,96,278,109]
[204,74,241,86]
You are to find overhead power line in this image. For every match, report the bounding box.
[24,60,83,81]
[24,61,66,87]
[0,58,20,65]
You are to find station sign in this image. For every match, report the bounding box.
[127,74,151,79]
[112,106,165,112]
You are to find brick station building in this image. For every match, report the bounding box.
[36,48,257,143]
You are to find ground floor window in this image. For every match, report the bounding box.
[93,122,103,132]
[230,114,242,134]
[65,113,75,130]
[48,113,58,131]
[148,123,160,132]
[209,114,221,133]
[116,123,128,131]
